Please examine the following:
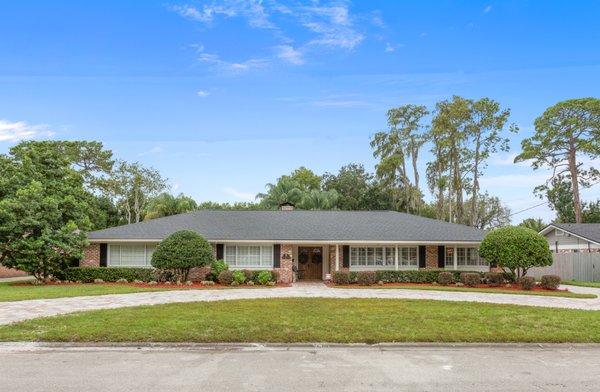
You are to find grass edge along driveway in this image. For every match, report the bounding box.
[1,298,599,343]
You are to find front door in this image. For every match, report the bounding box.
[298,247,323,280]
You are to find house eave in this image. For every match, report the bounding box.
[88,238,482,245]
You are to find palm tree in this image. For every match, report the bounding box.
[298,189,339,210]
[518,218,546,233]
[256,177,304,208]
[144,193,197,220]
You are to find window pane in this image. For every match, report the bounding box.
[445,247,454,266]
[120,245,146,266]
[385,247,395,266]
[225,246,236,265]
[350,247,358,266]
[261,246,273,266]
[146,245,155,264]
[109,245,120,266]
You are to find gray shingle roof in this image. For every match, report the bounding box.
[88,210,485,243]
[552,223,600,245]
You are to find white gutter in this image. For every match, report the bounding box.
[88,238,482,245]
[539,224,600,246]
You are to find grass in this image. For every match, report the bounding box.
[1,298,599,343]
[0,282,171,302]
[333,284,596,299]
[563,280,600,289]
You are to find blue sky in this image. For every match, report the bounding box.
[1,0,599,222]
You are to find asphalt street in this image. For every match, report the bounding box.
[1,343,599,391]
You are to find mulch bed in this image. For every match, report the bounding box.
[327,282,567,293]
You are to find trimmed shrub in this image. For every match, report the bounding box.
[374,269,482,284]
[460,272,481,287]
[151,230,215,282]
[437,272,454,286]
[332,271,350,285]
[519,276,535,290]
[484,272,504,287]
[357,271,376,286]
[242,269,254,282]
[232,270,246,284]
[540,275,561,290]
[64,267,156,283]
[479,226,552,280]
[256,270,273,285]
[210,260,229,281]
[217,270,234,285]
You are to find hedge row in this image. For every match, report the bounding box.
[64,267,156,283]
[334,269,485,285]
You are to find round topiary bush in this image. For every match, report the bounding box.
[540,275,561,290]
[437,271,454,286]
[460,272,480,287]
[357,271,376,286]
[232,270,246,285]
[479,226,552,281]
[218,270,234,285]
[519,276,536,290]
[151,230,215,282]
[332,271,350,285]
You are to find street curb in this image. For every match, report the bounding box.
[2,341,600,352]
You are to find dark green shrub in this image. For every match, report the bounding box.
[332,271,350,285]
[460,272,481,287]
[64,267,155,283]
[218,270,234,285]
[519,276,536,290]
[484,272,504,287]
[374,269,482,284]
[479,226,552,281]
[357,271,376,286]
[270,270,280,283]
[540,275,561,290]
[210,260,229,281]
[151,230,215,281]
[437,272,454,286]
[256,270,272,285]
[232,270,246,284]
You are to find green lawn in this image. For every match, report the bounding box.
[563,281,600,289]
[0,282,170,302]
[1,298,599,343]
[334,284,596,298]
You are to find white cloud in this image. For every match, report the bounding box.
[0,119,53,142]
[138,146,163,156]
[224,187,255,201]
[419,32,428,38]
[198,52,268,73]
[171,2,274,29]
[483,5,493,13]
[385,42,404,52]
[301,5,363,50]
[197,90,211,97]
[491,152,533,168]
[275,45,304,65]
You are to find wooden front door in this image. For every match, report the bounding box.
[298,247,323,280]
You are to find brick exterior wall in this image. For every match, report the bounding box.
[274,244,294,284]
[425,245,438,268]
[0,265,28,278]
[81,243,100,267]
[328,245,347,276]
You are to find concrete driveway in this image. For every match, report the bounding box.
[1,282,599,325]
[1,343,599,391]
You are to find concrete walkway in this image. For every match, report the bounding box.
[1,282,599,325]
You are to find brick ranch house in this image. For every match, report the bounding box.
[81,205,490,284]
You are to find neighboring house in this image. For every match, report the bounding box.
[540,223,600,253]
[82,205,489,283]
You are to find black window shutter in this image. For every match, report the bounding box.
[437,246,445,268]
[216,244,224,260]
[342,245,350,268]
[99,244,107,267]
[418,246,426,268]
[273,244,281,268]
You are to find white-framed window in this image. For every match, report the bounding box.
[108,244,155,267]
[350,246,416,268]
[224,245,273,268]
[445,247,487,268]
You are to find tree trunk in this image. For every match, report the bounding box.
[471,135,482,227]
[568,137,583,223]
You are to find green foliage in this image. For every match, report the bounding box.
[540,275,561,290]
[374,269,482,284]
[519,276,536,290]
[519,218,546,233]
[210,260,229,281]
[144,193,198,220]
[217,270,234,285]
[437,272,454,285]
[232,270,246,285]
[64,267,156,283]
[356,271,376,286]
[332,271,350,285]
[460,272,481,287]
[516,98,600,223]
[0,143,92,281]
[484,272,504,287]
[256,270,273,285]
[150,230,214,281]
[479,226,553,280]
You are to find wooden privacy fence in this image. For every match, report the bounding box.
[529,253,600,282]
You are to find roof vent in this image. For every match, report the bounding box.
[278,202,295,211]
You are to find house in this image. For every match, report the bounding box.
[539,223,600,253]
[81,205,489,283]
